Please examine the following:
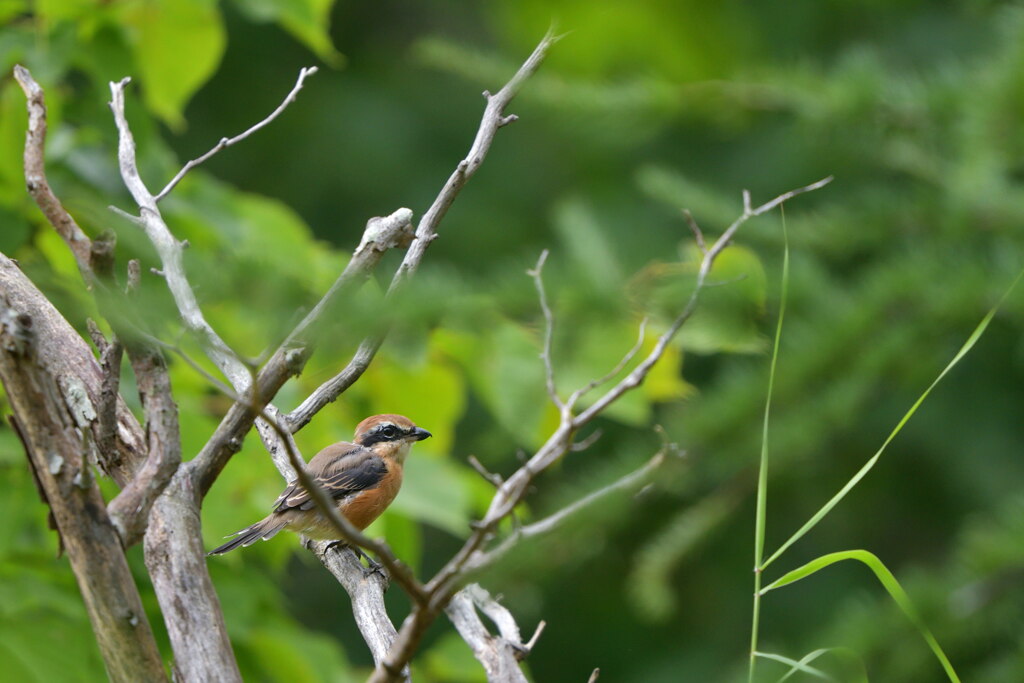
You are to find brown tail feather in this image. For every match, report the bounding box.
[207,516,287,555]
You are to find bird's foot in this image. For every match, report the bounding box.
[351,546,386,579]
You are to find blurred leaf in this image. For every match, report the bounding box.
[245,622,350,683]
[553,197,624,294]
[35,0,92,24]
[418,630,487,683]
[636,165,741,228]
[0,79,28,204]
[0,0,28,24]
[630,243,767,353]
[364,347,465,456]
[393,454,472,537]
[369,508,422,570]
[117,0,226,128]
[629,486,739,621]
[229,0,342,65]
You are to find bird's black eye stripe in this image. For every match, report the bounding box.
[360,423,404,446]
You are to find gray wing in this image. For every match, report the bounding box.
[272,443,388,513]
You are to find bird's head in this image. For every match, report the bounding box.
[354,414,431,462]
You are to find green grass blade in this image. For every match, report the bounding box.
[754,651,834,681]
[776,648,867,683]
[750,205,791,682]
[762,268,1024,571]
[760,549,960,682]
[755,207,788,566]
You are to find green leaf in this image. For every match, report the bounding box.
[762,266,1024,570]
[118,0,226,129]
[760,549,960,682]
[229,0,342,65]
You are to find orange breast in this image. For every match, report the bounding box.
[339,462,404,530]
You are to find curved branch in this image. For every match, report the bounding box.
[13,66,94,283]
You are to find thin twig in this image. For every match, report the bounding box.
[155,67,319,202]
[468,455,504,488]
[468,446,673,574]
[569,429,603,453]
[566,318,648,410]
[572,176,833,427]
[683,209,707,254]
[405,178,832,669]
[528,250,562,409]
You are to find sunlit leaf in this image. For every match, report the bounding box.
[118,0,226,128]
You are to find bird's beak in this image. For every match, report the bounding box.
[412,427,432,441]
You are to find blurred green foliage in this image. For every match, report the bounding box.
[1,1,1023,682]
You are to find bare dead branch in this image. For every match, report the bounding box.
[155,66,319,202]
[0,303,166,682]
[588,668,601,683]
[13,66,94,283]
[108,349,182,547]
[96,335,124,466]
[0,254,146,482]
[310,542,410,680]
[109,77,251,391]
[144,470,243,683]
[446,585,536,682]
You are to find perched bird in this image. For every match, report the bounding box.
[208,414,431,555]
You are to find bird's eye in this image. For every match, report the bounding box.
[380,425,399,439]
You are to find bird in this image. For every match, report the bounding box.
[208,414,431,555]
